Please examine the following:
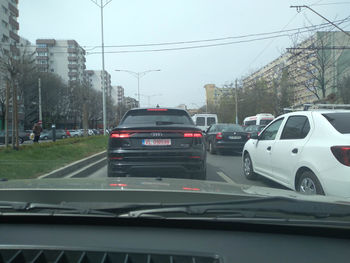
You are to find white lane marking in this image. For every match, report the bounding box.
[217,171,238,185]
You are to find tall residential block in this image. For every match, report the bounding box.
[35,39,86,84]
[243,31,350,106]
[85,69,112,96]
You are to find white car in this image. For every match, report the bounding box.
[242,110,350,198]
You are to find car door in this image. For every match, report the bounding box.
[204,125,214,147]
[207,125,217,146]
[252,118,284,177]
[270,115,312,187]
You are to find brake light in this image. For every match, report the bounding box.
[184,132,203,138]
[247,133,251,139]
[110,132,130,138]
[216,132,223,140]
[147,108,168,111]
[109,157,123,160]
[331,146,350,167]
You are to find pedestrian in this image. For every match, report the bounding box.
[32,123,43,143]
[65,128,71,137]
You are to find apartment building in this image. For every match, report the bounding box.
[85,70,112,96]
[204,83,234,106]
[0,0,20,130]
[114,85,124,105]
[35,39,86,84]
[242,31,350,106]
[124,96,139,109]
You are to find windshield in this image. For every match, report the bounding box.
[121,109,193,125]
[0,0,349,228]
[217,124,244,132]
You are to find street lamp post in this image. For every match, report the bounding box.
[136,93,162,107]
[115,69,161,107]
[91,0,112,135]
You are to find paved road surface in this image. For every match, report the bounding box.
[88,152,288,190]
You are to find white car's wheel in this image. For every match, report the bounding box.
[243,153,257,180]
[296,171,324,195]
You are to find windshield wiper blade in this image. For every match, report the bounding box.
[0,201,116,216]
[114,197,350,219]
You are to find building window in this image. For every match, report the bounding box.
[2,34,9,43]
[2,6,8,14]
[37,52,48,56]
[2,20,8,28]
[50,69,54,72]
[37,43,47,48]
[38,60,47,64]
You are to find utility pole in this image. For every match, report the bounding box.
[38,78,42,123]
[91,0,112,135]
[12,80,19,150]
[235,79,238,124]
[290,5,350,38]
[5,81,9,147]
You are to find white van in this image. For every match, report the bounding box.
[192,114,218,132]
[243,113,274,126]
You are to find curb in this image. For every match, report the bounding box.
[38,151,107,179]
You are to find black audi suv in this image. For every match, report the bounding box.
[108,108,207,180]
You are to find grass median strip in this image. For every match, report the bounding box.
[0,136,108,180]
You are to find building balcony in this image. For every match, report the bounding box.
[36,47,48,52]
[36,56,48,60]
[8,3,19,17]
[9,31,19,43]
[68,56,77,61]
[36,39,55,45]
[68,64,78,69]
[68,72,78,77]
[9,16,19,30]
[67,47,77,53]
[37,64,49,69]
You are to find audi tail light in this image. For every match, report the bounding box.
[216,132,223,140]
[331,146,350,167]
[110,132,130,138]
[184,132,203,138]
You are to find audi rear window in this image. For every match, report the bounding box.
[323,113,350,134]
[121,110,193,125]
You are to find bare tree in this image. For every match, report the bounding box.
[287,31,350,101]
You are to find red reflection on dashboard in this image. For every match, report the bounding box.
[110,183,128,187]
[182,187,200,191]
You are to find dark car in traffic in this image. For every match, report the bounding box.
[108,108,207,180]
[244,125,266,137]
[205,123,250,154]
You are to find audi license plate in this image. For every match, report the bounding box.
[142,139,171,146]
[229,136,241,140]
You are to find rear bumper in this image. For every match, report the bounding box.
[215,141,246,151]
[108,149,206,179]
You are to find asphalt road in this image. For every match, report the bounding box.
[88,152,289,191]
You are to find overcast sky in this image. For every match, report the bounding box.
[18,0,349,108]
